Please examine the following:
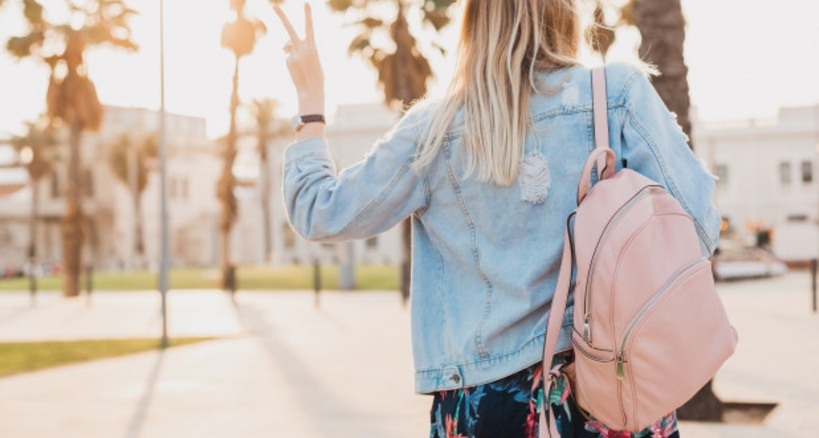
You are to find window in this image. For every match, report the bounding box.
[51,173,60,199]
[715,164,728,186]
[802,161,813,184]
[779,161,791,185]
[366,236,378,249]
[787,214,808,223]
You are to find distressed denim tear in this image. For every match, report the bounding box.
[519,151,551,204]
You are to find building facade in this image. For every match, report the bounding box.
[0,102,406,272]
[0,105,222,272]
[694,105,819,261]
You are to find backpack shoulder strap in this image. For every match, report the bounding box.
[592,67,610,151]
[539,67,611,437]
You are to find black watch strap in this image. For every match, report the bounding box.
[301,114,325,124]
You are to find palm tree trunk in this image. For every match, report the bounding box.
[62,123,84,297]
[28,176,39,304]
[633,0,693,142]
[632,0,721,422]
[394,3,414,303]
[219,57,240,291]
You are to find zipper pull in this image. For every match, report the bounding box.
[582,315,592,343]
[616,351,625,380]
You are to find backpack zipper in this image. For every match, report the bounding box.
[615,258,708,379]
[582,185,664,345]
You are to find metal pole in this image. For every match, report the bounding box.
[815,104,819,314]
[85,266,92,306]
[158,0,169,348]
[812,259,817,313]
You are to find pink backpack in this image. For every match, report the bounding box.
[539,68,738,436]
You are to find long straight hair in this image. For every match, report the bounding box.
[413,0,581,185]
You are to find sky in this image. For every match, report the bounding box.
[0,0,817,139]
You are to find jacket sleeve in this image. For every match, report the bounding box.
[282,109,429,243]
[620,70,722,257]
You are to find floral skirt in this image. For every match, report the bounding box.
[429,355,679,438]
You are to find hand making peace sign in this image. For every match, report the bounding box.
[272,3,325,116]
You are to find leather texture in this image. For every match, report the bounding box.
[539,68,739,436]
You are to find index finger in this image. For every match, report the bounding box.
[273,4,301,42]
[304,3,314,42]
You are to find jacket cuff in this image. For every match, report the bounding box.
[284,137,330,166]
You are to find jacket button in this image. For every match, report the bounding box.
[451,374,460,384]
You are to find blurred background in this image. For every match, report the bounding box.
[0,0,817,437]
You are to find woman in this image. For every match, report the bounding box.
[273,1,720,437]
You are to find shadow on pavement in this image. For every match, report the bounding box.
[123,348,166,438]
[234,300,393,437]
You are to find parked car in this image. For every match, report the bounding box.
[711,246,788,281]
[0,266,24,279]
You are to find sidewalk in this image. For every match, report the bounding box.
[0,272,816,437]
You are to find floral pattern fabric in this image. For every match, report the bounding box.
[429,358,679,438]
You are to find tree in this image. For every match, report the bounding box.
[248,98,289,263]
[589,0,720,421]
[5,0,138,297]
[8,116,58,303]
[629,0,719,421]
[327,0,457,299]
[218,0,272,291]
[108,133,157,270]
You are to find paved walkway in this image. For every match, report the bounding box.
[0,272,817,437]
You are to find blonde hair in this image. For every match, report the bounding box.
[413,0,581,185]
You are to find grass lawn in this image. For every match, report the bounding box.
[0,337,215,378]
[0,265,400,292]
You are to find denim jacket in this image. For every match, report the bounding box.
[282,63,722,394]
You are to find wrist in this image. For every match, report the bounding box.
[295,123,324,142]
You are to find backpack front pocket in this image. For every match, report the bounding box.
[614,257,734,431]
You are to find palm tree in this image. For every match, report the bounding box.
[588,0,692,142]
[248,98,289,263]
[629,0,693,143]
[218,0,270,290]
[589,0,720,421]
[629,0,720,421]
[8,116,58,303]
[5,0,137,297]
[327,0,457,299]
[108,133,157,270]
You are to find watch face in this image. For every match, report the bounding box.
[291,115,304,131]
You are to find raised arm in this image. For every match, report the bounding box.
[283,110,429,242]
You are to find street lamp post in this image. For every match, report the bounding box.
[158,0,169,347]
[814,103,819,313]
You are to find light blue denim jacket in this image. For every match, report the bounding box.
[282,64,721,394]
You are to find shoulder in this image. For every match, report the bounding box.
[395,96,463,142]
[529,63,651,114]
[601,62,656,105]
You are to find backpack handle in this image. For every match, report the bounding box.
[577,148,616,204]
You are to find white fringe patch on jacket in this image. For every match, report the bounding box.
[519,151,551,204]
